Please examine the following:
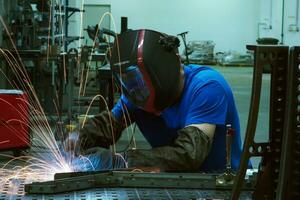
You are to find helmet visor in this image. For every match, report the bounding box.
[116,65,150,107]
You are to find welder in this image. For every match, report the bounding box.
[67,29,244,172]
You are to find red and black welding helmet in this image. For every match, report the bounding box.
[110,29,183,114]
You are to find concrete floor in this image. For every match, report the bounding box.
[117,66,270,168]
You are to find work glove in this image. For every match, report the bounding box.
[126,126,212,172]
[71,147,127,172]
[78,110,125,149]
[64,111,125,153]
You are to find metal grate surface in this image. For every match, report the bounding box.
[0,178,253,200]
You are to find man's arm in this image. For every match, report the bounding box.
[77,95,135,150]
[187,123,215,140]
[126,124,215,171]
[126,81,229,171]
[78,110,125,149]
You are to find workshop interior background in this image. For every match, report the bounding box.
[0,0,300,199]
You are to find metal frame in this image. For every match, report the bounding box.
[231,45,289,199]
[276,46,300,199]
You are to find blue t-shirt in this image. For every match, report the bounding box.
[112,64,243,172]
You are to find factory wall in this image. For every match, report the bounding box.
[258,0,282,40]
[70,0,300,53]
[71,0,260,54]
[284,0,300,45]
[259,0,300,45]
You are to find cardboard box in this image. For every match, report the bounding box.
[0,90,30,150]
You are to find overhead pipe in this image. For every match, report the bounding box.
[269,0,273,29]
[257,0,273,39]
[296,0,299,28]
[280,0,285,44]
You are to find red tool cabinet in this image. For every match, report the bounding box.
[0,90,30,150]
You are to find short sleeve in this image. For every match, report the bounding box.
[185,81,228,126]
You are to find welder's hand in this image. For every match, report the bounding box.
[77,111,125,150]
[71,147,127,172]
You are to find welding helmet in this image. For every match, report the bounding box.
[110,29,183,114]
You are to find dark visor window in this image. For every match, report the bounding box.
[117,65,150,107]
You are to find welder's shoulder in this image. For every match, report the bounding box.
[187,70,225,93]
[187,66,230,95]
[184,76,229,112]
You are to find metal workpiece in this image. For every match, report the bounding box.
[53,167,161,180]
[24,171,255,194]
[276,46,300,200]
[231,45,289,200]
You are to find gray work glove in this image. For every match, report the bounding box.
[126,126,212,172]
[78,111,125,150]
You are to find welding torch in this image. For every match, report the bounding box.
[216,124,236,186]
[226,124,235,174]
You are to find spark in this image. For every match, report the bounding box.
[80,12,118,96]
[0,5,137,197]
[0,29,84,196]
[0,140,10,145]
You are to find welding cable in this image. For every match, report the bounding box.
[117,123,138,153]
